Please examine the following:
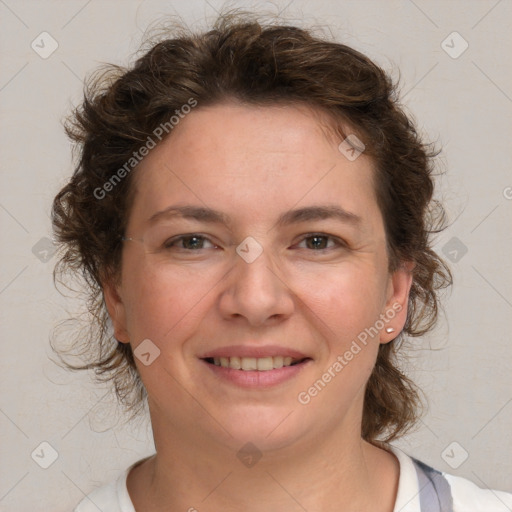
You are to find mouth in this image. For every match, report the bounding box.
[198,345,313,388]
[202,356,311,371]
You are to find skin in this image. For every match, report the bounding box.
[104,101,414,511]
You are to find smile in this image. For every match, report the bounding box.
[201,356,312,388]
[204,356,308,371]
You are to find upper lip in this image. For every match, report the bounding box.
[199,345,310,360]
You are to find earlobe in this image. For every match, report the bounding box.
[102,279,130,344]
[380,261,414,344]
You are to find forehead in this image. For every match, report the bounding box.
[153,101,352,172]
[128,102,381,232]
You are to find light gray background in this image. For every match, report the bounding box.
[1,0,511,510]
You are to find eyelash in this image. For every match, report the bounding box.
[164,233,347,252]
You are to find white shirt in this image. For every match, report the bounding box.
[74,446,512,512]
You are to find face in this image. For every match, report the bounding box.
[105,102,412,452]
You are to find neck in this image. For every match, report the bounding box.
[128,406,399,512]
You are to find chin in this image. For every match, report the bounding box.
[212,405,309,453]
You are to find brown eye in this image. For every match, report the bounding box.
[164,235,216,250]
[296,234,344,251]
[305,235,330,250]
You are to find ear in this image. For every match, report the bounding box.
[102,278,130,344]
[380,260,414,344]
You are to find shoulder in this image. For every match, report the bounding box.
[445,472,512,512]
[388,444,512,512]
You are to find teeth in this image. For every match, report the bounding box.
[212,356,302,371]
[257,357,273,371]
[229,356,241,369]
[241,357,258,371]
[273,356,284,368]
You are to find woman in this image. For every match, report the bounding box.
[52,12,512,512]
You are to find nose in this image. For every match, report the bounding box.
[217,245,295,327]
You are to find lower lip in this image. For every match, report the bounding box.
[200,359,312,388]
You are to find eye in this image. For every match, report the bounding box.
[163,234,218,251]
[160,233,345,252]
[295,234,345,251]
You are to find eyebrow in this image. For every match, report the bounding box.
[147,204,362,228]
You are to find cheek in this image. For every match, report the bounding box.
[294,267,383,417]
[122,262,216,344]
[293,260,386,343]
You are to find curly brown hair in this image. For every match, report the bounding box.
[51,11,452,443]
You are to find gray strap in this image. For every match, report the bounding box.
[412,458,454,512]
